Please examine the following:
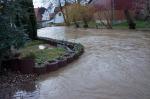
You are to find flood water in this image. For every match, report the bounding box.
[5,26,150,99]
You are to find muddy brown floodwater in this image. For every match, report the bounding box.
[37,27,150,99]
[3,26,150,99]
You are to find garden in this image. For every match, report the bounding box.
[0,0,84,75]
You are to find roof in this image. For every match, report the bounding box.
[44,7,62,21]
[34,8,42,21]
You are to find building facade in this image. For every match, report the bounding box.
[34,8,42,22]
[90,0,147,21]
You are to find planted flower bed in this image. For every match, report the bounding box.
[3,38,84,74]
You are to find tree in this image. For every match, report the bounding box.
[88,0,93,4]
[80,5,94,28]
[145,0,150,21]
[0,0,27,72]
[67,4,81,27]
[16,0,37,40]
[95,8,113,29]
[67,3,94,28]
[58,0,93,26]
[124,9,136,29]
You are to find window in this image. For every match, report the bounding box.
[59,13,61,16]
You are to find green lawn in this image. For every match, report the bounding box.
[71,20,150,29]
[113,20,150,29]
[72,21,96,28]
[24,40,46,47]
[20,40,65,64]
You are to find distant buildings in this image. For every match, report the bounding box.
[52,11,64,23]
[34,0,148,27]
[134,0,149,20]
[34,5,64,24]
[90,0,147,22]
[34,8,42,22]
[42,7,64,23]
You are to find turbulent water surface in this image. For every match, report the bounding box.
[4,26,150,99]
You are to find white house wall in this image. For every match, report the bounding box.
[42,10,49,21]
[42,9,64,24]
[53,12,64,23]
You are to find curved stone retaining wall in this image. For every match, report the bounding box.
[34,37,84,74]
[3,37,84,75]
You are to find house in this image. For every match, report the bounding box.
[34,8,42,22]
[50,7,64,23]
[51,11,64,23]
[42,9,51,21]
[89,0,146,22]
[34,7,46,22]
[41,6,64,24]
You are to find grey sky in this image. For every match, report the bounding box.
[33,0,65,8]
[33,0,90,8]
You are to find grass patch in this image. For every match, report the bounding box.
[113,20,150,29]
[20,41,65,64]
[71,21,96,28]
[70,20,150,29]
[24,40,45,47]
[34,48,65,64]
[112,22,128,29]
[48,23,66,26]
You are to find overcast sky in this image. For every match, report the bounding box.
[33,0,65,8]
[33,0,90,8]
[33,0,52,8]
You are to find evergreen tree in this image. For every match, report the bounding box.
[15,0,37,40]
[0,0,27,72]
[0,0,37,72]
